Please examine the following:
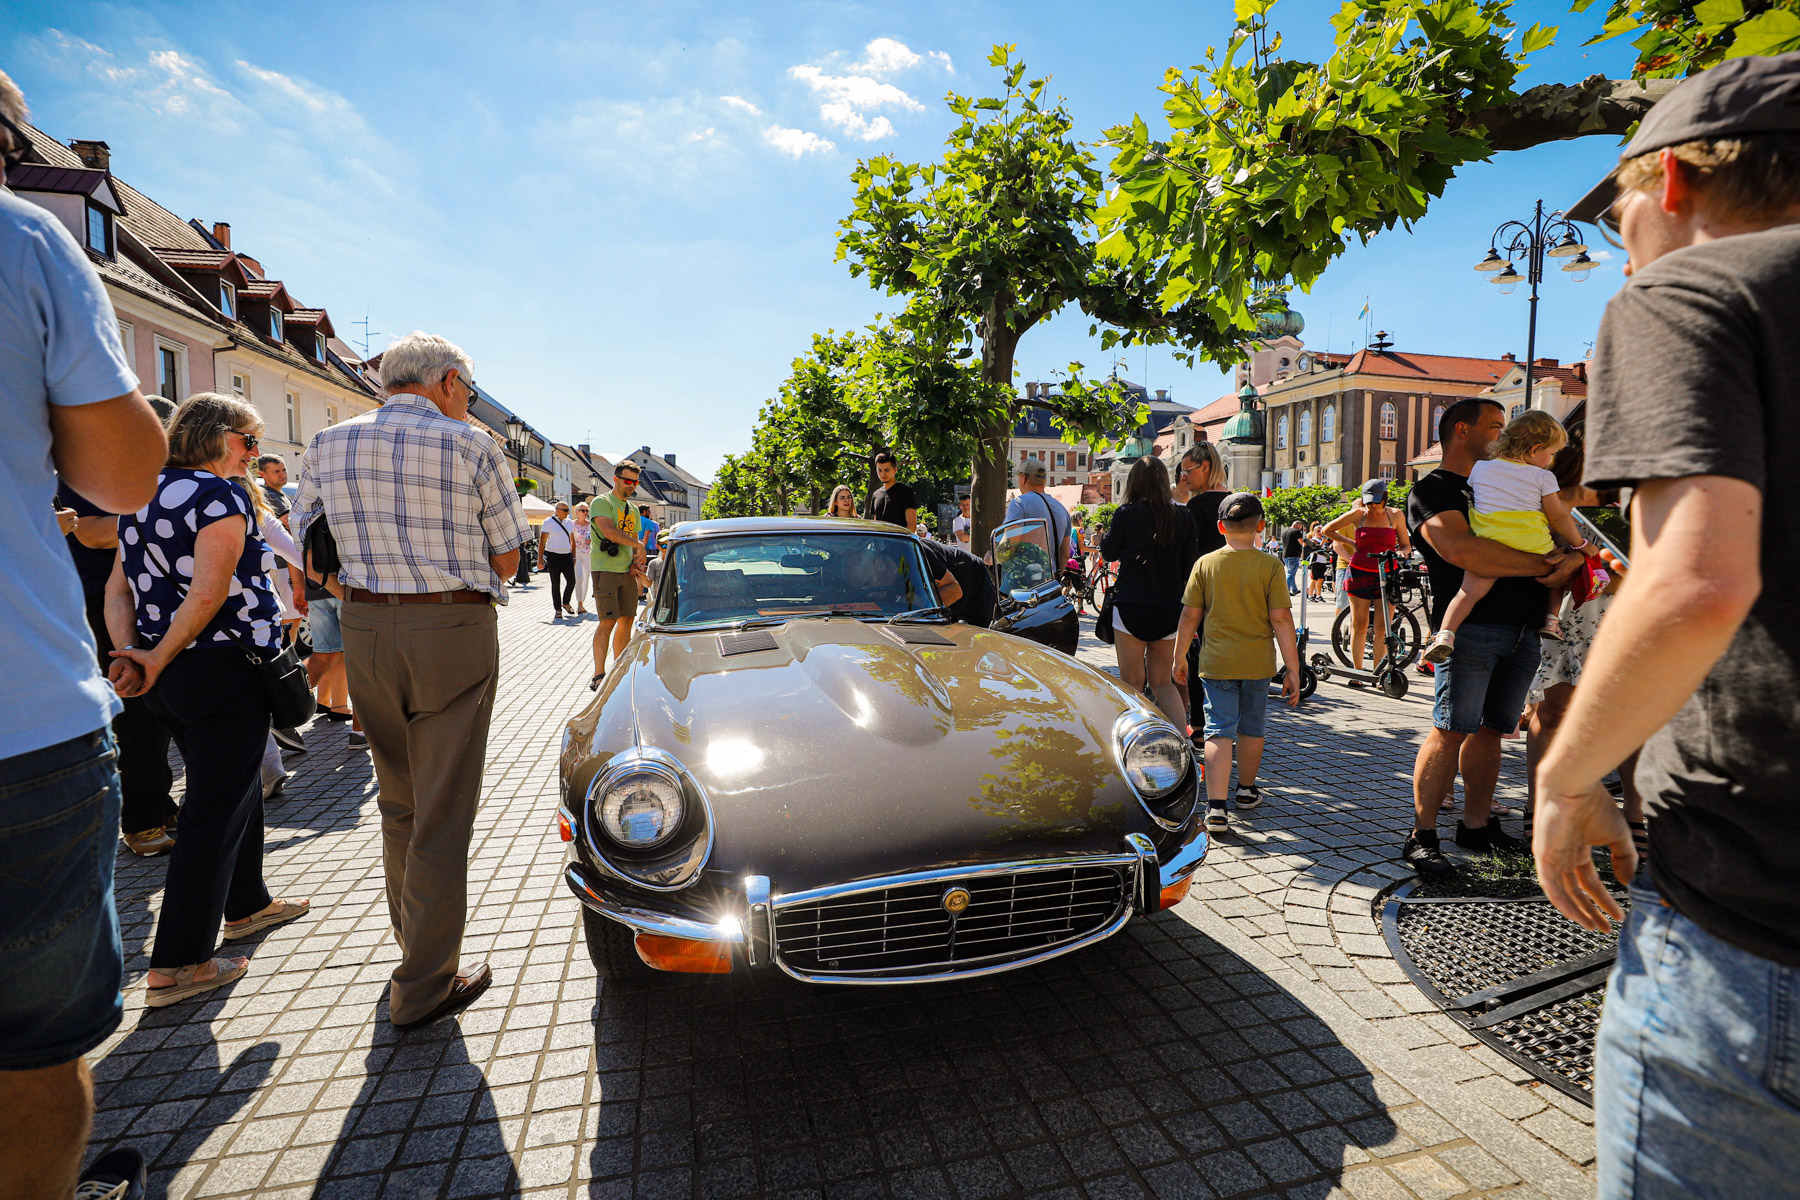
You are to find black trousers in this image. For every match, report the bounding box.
[83,591,176,835]
[543,551,575,611]
[142,647,272,968]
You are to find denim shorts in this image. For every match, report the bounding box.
[1430,621,1540,734]
[0,729,124,1069]
[1596,876,1800,1198]
[308,595,343,654]
[1200,677,1271,741]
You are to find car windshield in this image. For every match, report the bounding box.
[652,533,943,628]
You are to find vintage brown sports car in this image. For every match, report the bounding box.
[555,516,1207,983]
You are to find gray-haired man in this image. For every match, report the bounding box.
[294,331,531,1029]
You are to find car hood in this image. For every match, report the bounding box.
[614,619,1151,894]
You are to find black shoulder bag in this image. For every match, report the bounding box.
[231,629,317,729]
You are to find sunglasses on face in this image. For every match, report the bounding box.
[0,111,30,171]
[222,428,259,452]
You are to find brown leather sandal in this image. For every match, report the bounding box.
[145,957,247,1007]
[221,897,310,941]
[123,826,175,857]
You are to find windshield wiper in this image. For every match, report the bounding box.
[884,605,953,624]
[727,616,793,631]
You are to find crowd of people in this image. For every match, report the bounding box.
[4,52,1798,1200]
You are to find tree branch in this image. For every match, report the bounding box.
[1465,75,1679,154]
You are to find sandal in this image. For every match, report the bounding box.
[588,672,605,692]
[146,956,247,1007]
[222,897,310,941]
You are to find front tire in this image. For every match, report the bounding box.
[1331,605,1423,670]
[582,908,655,980]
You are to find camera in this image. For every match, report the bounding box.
[600,540,621,557]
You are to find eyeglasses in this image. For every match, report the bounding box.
[0,111,30,171]
[617,474,640,486]
[224,429,259,452]
[1594,194,1626,249]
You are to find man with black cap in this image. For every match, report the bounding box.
[1534,53,1800,1195]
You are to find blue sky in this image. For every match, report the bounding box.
[2,0,1637,479]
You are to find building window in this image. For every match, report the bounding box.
[1378,463,1398,481]
[270,310,283,341]
[285,391,299,444]
[1077,453,1087,468]
[1322,405,1336,444]
[85,204,112,257]
[315,333,326,361]
[1510,402,1525,419]
[1276,414,1289,450]
[230,371,249,401]
[219,280,236,320]
[324,403,339,427]
[1379,402,1397,440]
[156,346,180,403]
[1298,409,1312,446]
[1432,404,1446,442]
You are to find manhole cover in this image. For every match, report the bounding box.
[1382,875,1628,1104]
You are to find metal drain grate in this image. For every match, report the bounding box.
[1382,879,1628,1103]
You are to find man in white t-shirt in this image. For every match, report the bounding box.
[1005,457,1071,564]
[953,496,972,545]
[536,500,578,618]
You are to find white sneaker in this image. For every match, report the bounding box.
[1421,630,1455,665]
[1205,806,1230,833]
[1233,784,1263,810]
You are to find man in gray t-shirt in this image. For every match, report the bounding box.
[1536,53,1800,1194]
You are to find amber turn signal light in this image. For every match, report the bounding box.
[556,810,574,842]
[633,933,733,973]
[1159,873,1195,910]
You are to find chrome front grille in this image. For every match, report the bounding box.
[773,862,1130,978]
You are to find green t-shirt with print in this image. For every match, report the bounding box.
[590,493,638,573]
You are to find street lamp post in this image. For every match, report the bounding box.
[503,415,533,585]
[1474,200,1595,411]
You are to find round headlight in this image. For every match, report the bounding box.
[598,771,685,849]
[1123,727,1190,799]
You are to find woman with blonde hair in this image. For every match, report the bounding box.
[570,502,594,614]
[105,393,310,1007]
[825,484,857,519]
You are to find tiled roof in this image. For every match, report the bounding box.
[1340,348,1513,386]
[155,248,233,269]
[7,162,116,203]
[1191,394,1244,426]
[90,248,228,327]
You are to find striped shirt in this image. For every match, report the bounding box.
[292,394,531,602]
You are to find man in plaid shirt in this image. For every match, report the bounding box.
[293,331,530,1029]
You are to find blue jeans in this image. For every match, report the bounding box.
[1430,621,1540,734]
[308,595,343,654]
[1200,677,1270,741]
[1597,876,1800,1199]
[0,729,124,1069]
[1284,556,1301,593]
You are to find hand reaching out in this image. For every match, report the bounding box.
[1533,778,1636,932]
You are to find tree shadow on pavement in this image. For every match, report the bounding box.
[583,911,1400,1198]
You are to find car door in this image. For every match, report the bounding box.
[987,519,1078,654]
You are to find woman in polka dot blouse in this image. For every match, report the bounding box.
[103,393,310,1007]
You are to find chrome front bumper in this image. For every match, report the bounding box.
[564,826,1208,983]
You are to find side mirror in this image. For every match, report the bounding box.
[1009,588,1039,607]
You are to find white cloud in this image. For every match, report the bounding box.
[719,95,762,116]
[929,50,954,74]
[553,98,734,181]
[761,125,834,157]
[787,63,921,142]
[853,38,920,76]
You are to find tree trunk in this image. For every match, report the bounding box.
[969,332,1017,556]
[1465,75,1678,153]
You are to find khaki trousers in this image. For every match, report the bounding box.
[340,600,499,1024]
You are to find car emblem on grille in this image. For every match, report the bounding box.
[941,886,971,916]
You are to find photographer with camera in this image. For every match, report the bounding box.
[587,464,649,691]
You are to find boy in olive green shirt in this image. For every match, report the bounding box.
[1173,492,1302,833]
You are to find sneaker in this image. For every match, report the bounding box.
[122,826,175,857]
[1454,820,1527,855]
[348,730,368,748]
[271,726,307,755]
[263,771,292,801]
[1539,616,1565,642]
[76,1147,145,1200]
[1204,806,1230,833]
[1233,783,1263,810]
[1402,831,1456,876]
[1420,630,1455,665]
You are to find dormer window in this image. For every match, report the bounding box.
[269,310,283,341]
[314,333,326,361]
[85,204,112,258]
[219,280,236,319]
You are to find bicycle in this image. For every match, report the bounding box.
[1330,553,1431,671]
[1065,555,1114,615]
[1311,549,1418,698]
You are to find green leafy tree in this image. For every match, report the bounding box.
[839,46,1228,553]
[1264,485,1357,529]
[1098,0,1783,353]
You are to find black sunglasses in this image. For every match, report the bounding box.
[222,427,259,452]
[0,111,31,171]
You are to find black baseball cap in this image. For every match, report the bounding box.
[1568,53,1800,224]
[1219,491,1264,523]
[1359,479,1389,505]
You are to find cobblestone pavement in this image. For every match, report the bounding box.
[84,585,1596,1200]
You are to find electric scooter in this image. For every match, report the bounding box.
[1308,550,1411,699]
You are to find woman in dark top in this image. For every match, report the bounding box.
[1100,457,1199,724]
[105,393,310,1008]
[1176,442,1229,730]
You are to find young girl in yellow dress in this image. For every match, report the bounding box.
[1421,410,1591,664]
